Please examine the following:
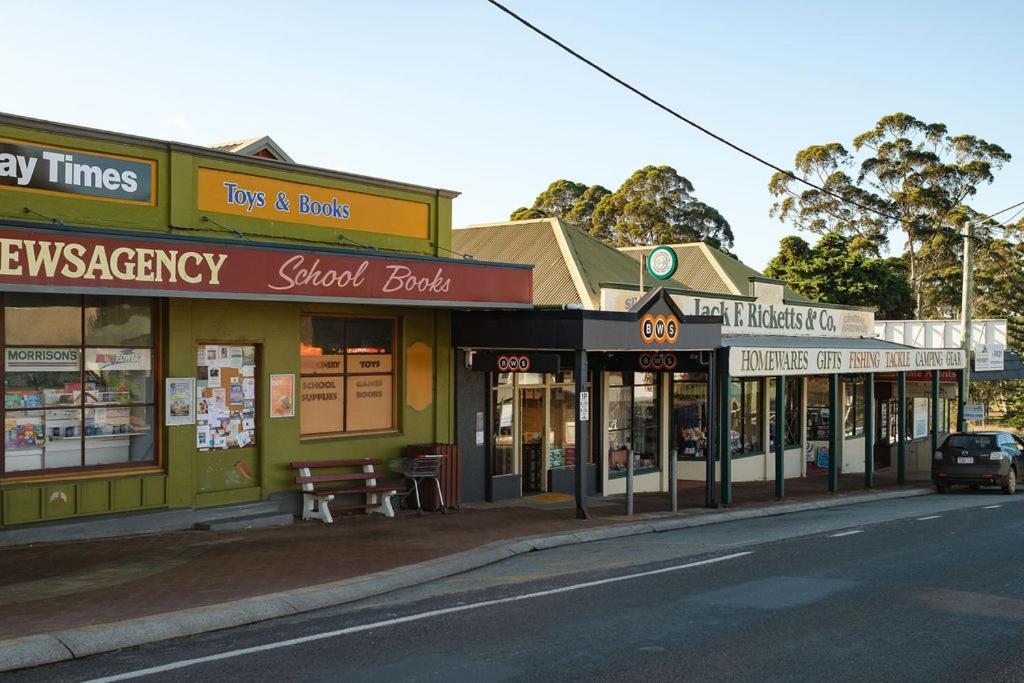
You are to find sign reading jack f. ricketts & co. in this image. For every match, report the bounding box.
[0,139,155,204]
[0,227,533,307]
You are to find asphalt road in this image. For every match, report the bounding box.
[11,489,1024,683]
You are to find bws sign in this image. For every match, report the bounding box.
[470,352,561,374]
[640,314,679,345]
[638,352,678,371]
[0,139,155,205]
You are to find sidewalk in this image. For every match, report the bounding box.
[0,473,931,670]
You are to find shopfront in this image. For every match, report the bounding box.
[0,113,532,528]
[454,288,723,512]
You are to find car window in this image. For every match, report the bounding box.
[1015,436,1024,450]
[946,434,997,450]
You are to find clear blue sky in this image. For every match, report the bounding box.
[3,1,1021,269]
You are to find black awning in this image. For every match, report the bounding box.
[452,287,722,352]
[973,350,1024,382]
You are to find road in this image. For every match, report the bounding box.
[10,490,1024,682]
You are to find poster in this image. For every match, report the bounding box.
[270,374,295,418]
[165,378,195,426]
[913,397,929,439]
[196,343,257,450]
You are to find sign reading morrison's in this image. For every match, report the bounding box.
[0,139,155,204]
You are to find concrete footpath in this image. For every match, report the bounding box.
[0,482,931,672]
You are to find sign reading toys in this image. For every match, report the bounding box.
[196,168,430,240]
[0,139,155,204]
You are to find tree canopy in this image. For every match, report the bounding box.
[510,165,733,249]
[764,232,915,319]
[769,112,1011,312]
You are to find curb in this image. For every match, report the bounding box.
[0,487,931,672]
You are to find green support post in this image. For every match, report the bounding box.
[774,376,784,499]
[864,373,874,489]
[931,370,941,455]
[828,374,839,493]
[898,371,907,484]
[720,362,732,507]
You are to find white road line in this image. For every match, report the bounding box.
[917,515,941,520]
[85,551,754,682]
[984,505,1002,509]
[830,530,864,537]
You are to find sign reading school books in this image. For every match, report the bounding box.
[196,168,429,239]
[0,226,532,307]
[0,139,155,204]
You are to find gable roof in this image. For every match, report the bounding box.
[618,243,810,301]
[453,218,666,308]
[207,135,294,163]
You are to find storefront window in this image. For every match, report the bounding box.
[730,378,762,455]
[843,377,865,437]
[491,380,514,476]
[768,377,802,450]
[608,372,659,477]
[672,372,708,460]
[299,316,395,436]
[3,294,156,474]
[806,377,830,441]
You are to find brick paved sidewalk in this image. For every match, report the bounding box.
[0,471,928,641]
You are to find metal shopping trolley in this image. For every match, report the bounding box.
[389,453,447,515]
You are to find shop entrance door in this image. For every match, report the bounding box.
[519,388,545,494]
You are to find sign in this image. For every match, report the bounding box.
[475,411,484,446]
[299,375,343,434]
[602,288,874,339]
[913,398,929,439]
[470,352,560,374]
[730,346,966,377]
[578,391,590,422]
[975,343,1005,372]
[270,374,295,418]
[876,370,959,382]
[197,168,429,239]
[646,246,678,280]
[0,138,155,205]
[640,314,680,345]
[85,348,151,371]
[963,403,986,422]
[0,227,533,308]
[638,352,679,371]
[165,378,195,426]
[5,347,80,372]
[345,375,393,431]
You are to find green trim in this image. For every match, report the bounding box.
[647,246,678,280]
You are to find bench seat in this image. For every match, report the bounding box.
[291,458,398,523]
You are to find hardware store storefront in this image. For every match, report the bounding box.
[0,114,531,527]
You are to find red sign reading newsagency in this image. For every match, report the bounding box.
[0,227,533,307]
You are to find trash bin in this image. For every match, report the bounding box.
[405,443,460,510]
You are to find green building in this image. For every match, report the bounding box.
[0,113,531,530]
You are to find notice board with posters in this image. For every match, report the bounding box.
[196,344,257,450]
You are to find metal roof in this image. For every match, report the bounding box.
[723,335,918,350]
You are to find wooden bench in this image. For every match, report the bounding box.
[290,458,401,523]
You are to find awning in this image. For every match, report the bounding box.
[453,288,722,352]
[0,222,533,308]
[973,349,1024,382]
[725,335,967,377]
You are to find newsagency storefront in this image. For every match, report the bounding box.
[0,113,531,528]
[452,219,967,508]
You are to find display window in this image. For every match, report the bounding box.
[768,377,802,450]
[299,316,396,437]
[672,372,709,460]
[608,372,659,477]
[806,377,830,442]
[843,377,866,437]
[2,294,157,475]
[729,378,762,455]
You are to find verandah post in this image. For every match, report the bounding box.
[864,372,874,489]
[774,376,784,499]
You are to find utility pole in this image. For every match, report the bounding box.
[960,222,975,403]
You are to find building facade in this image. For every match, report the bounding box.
[0,114,531,527]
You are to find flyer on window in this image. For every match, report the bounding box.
[165,378,195,426]
[270,374,295,418]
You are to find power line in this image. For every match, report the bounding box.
[488,0,1018,239]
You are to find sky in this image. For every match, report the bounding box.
[2,0,1022,269]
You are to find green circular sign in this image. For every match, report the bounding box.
[647,246,678,280]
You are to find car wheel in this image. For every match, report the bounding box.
[1003,468,1017,495]
[969,483,981,490]
[936,483,949,494]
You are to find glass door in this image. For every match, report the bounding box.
[519,388,545,493]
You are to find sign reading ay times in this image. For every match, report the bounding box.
[0,139,154,204]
